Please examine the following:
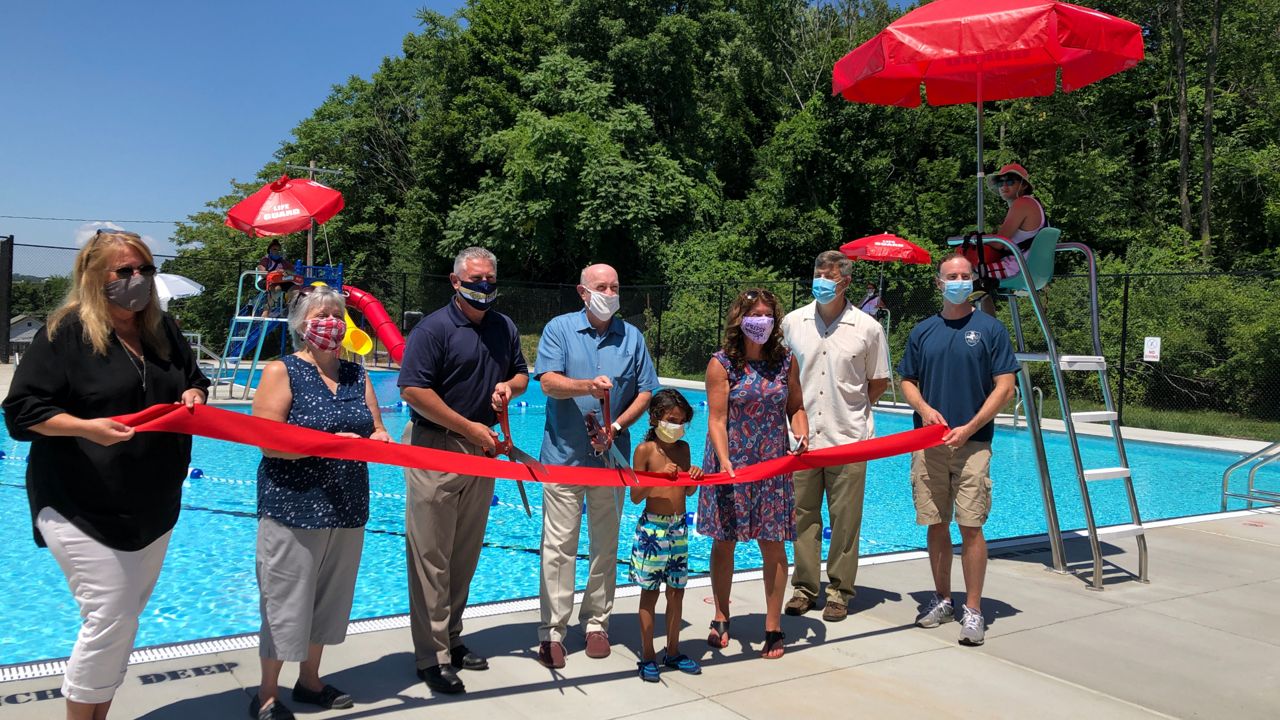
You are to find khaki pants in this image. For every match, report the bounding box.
[791,462,867,605]
[404,424,495,669]
[538,482,623,643]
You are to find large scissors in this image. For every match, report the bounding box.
[586,394,639,486]
[494,403,545,517]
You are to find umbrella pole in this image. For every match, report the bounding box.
[306,159,317,266]
[975,71,985,232]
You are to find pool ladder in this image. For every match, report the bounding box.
[994,240,1148,591]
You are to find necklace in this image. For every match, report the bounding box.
[123,344,147,392]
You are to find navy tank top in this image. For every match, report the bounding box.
[257,355,373,528]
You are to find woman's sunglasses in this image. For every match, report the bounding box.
[743,288,776,303]
[112,264,157,280]
[95,228,141,239]
[994,176,1021,187]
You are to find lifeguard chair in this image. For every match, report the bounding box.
[954,231,1148,590]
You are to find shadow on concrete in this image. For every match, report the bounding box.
[136,687,253,720]
[994,538,1146,590]
[139,606,926,718]
[906,589,1021,628]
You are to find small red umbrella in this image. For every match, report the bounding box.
[832,0,1143,230]
[840,233,933,265]
[225,175,344,237]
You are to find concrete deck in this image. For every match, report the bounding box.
[3,512,1278,719]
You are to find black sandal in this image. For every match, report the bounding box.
[761,630,785,659]
[707,619,730,648]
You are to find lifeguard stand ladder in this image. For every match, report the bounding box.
[211,270,289,400]
[985,236,1149,591]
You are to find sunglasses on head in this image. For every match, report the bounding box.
[112,264,157,280]
[95,228,141,239]
[743,288,776,303]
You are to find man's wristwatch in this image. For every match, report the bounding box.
[611,422,623,435]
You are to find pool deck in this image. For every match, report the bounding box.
[2,365,1277,718]
[2,510,1278,719]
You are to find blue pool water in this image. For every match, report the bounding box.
[0,379,1273,665]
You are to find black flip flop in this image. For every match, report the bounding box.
[707,619,730,648]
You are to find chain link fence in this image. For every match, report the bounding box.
[5,242,1278,434]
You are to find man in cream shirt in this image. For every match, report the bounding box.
[781,250,890,621]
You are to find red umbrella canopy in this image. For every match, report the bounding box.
[225,175,345,237]
[840,234,933,265]
[832,0,1145,107]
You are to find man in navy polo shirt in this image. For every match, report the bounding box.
[897,253,1018,647]
[398,247,529,694]
[535,263,659,669]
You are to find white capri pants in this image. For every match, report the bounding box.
[36,506,171,705]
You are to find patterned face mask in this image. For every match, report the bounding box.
[654,421,685,443]
[304,315,346,352]
[740,315,775,345]
[457,279,499,311]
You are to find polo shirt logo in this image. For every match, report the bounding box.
[965,330,981,346]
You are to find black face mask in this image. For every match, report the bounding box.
[457,279,498,311]
[105,274,154,312]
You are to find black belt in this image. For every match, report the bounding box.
[412,418,490,438]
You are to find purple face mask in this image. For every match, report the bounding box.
[740,316,775,345]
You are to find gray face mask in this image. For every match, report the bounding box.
[105,274,154,312]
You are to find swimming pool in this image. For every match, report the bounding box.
[0,380,1271,666]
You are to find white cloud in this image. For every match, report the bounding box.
[74,221,162,254]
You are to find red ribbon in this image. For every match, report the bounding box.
[115,404,946,487]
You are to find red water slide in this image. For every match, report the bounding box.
[343,285,406,364]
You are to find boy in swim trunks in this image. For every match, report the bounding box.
[629,389,704,682]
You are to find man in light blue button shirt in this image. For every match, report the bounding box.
[535,263,659,668]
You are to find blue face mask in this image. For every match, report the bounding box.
[942,279,973,305]
[812,277,839,304]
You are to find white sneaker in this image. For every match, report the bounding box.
[916,594,954,628]
[959,606,986,646]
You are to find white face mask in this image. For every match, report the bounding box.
[654,421,685,443]
[586,289,620,321]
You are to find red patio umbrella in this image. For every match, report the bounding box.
[225,175,345,263]
[840,233,932,266]
[832,0,1144,231]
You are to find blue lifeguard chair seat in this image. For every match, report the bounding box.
[999,227,1061,294]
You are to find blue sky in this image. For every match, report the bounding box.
[0,1,460,272]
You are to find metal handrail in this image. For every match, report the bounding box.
[1221,441,1280,511]
[1012,385,1043,429]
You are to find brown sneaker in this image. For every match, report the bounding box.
[822,601,848,622]
[784,595,815,616]
[538,641,566,669]
[584,631,611,659]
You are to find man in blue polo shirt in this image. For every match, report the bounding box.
[535,263,659,669]
[399,247,529,694]
[897,253,1018,648]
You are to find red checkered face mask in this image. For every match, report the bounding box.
[304,315,346,352]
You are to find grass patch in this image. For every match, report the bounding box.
[1041,400,1280,442]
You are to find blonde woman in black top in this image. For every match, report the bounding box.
[3,229,209,720]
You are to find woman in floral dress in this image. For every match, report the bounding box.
[698,288,808,659]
